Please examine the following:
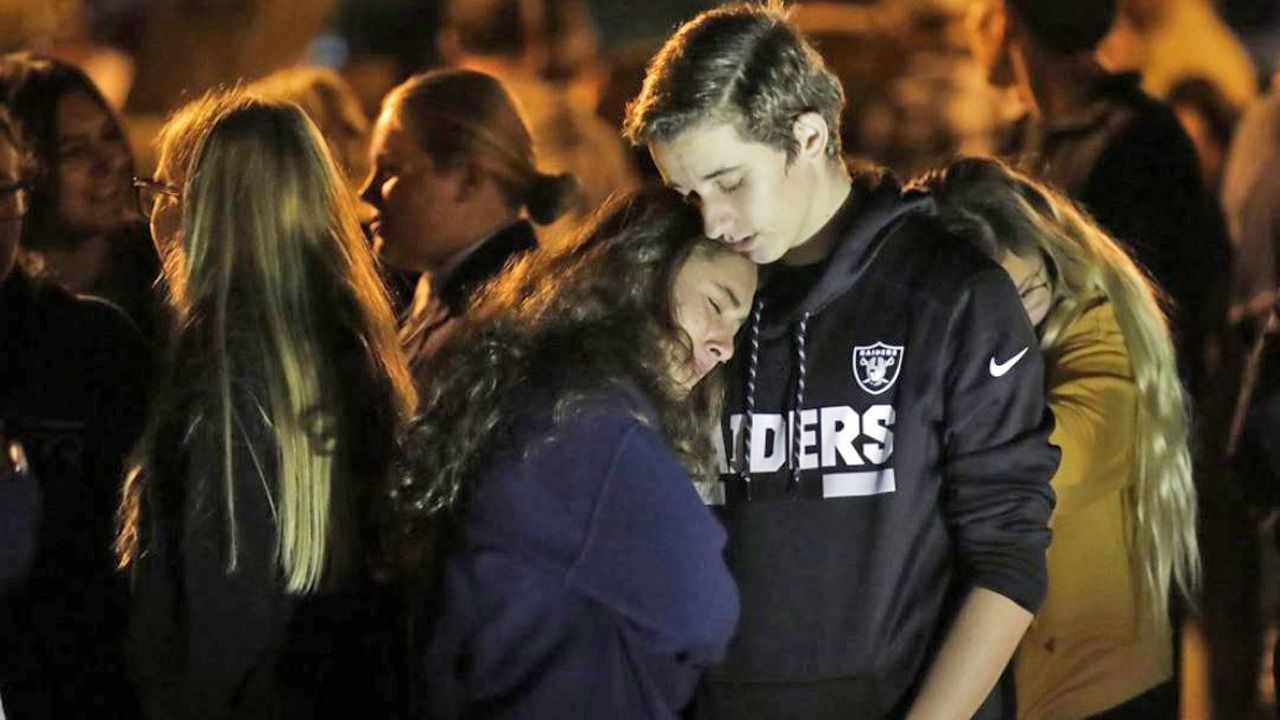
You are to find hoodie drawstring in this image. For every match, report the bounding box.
[737,298,765,500]
[788,312,812,494]
[737,301,812,500]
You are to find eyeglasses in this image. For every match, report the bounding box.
[1016,260,1052,301]
[132,176,180,220]
[0,181,31,220]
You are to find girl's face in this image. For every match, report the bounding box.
[55,91,134,235]
[146,162,183,259]
[361,102,470,272]
[1000,248,1054,327]
[670,247,758,390]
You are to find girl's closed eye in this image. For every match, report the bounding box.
[718,176,743,193]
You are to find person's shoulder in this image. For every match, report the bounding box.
[70,294,149,361]
[25,278,145,353]
[1097,76,1198,163]
[1047,299,1135,390]
[877,208,1011,305]
[1054,297,1123,348]
[547,381,662,446]
[834,169,1001,302]
[502,377,654,449]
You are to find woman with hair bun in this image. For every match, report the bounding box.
[361,68,580,388]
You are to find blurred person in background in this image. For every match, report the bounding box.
[1221,69,1280,336]
[1100,0,1258,112]
[247,65,372,195]
[920,157,1200,720]
[124,0,336,118]
[438,0,636,245]
[118,91,416,720]
[787,2,1015,179]
[362,68,579,391]
[0,99,147,720]
[966,0,1230,398]
[967,1,1249,712]
[1226,292,1280,719]
[0,52,162,345]
[1169,76,1240,197]
[967,3,1253,716]
[0,0,136,108]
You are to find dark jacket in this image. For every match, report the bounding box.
[699,176,1059,719]
[401,220,538,390]
[92,223,165,350]
[1005,72,1231,392]
[0,268,149,717]
[422,384,740,719]
[127,375,401,720]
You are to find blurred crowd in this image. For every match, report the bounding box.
[3,0,1280,718]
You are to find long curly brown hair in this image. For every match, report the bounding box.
[389,187,730,553]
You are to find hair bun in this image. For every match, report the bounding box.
[525,171,581,225]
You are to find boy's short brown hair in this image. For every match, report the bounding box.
[622,2,844,159]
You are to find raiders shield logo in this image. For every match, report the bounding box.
[853,342,904,395]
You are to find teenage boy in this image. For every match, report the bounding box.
[624,4,1059,718]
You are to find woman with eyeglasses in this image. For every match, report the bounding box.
[0,102,149,717]
[0,52,163,345]
[916,157,1200,720]
[116,89,416,720]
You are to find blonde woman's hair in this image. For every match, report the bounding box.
[916,157,1200,621]
[247,66,371,188]
[151,88,257,307]
[119,94,415,594]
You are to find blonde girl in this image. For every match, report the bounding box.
[916,157,1199,720]
[117,92,415,720]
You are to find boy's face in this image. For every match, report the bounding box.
[650,121,826,266]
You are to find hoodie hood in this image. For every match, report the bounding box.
[757,172,936,341]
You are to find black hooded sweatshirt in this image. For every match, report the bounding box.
[696,174,1059,719]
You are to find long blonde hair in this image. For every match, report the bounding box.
[916,157,1200,621]
[118,95,415,594]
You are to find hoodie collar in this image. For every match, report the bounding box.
[757,171,935,339]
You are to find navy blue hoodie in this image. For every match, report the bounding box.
[697,175,1059,719]
[422,385,740,719]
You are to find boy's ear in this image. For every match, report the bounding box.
[792,112,830,160]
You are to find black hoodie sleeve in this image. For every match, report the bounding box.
[940,268,1059,613]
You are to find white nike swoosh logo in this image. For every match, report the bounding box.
[989,347,1030,377]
